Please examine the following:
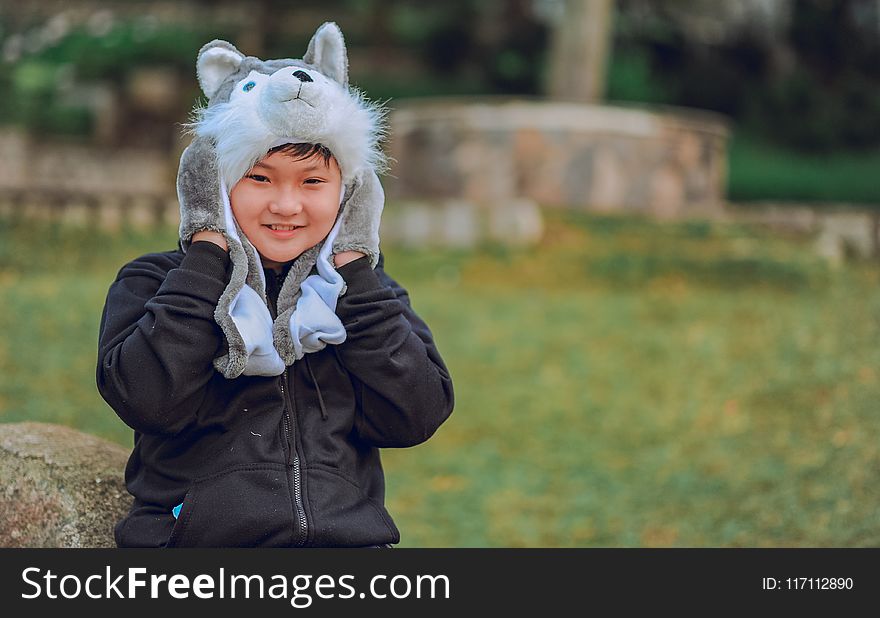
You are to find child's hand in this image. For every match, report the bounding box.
[333,250,365,268]
[192,230,229,251]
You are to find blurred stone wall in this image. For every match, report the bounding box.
[387,98,730,218]
[0,99,728,248]
[0,128,178,230]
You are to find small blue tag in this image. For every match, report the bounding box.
[172,503,183,519]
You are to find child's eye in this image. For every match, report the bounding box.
[246,174,269,183]
[304,178,326,185]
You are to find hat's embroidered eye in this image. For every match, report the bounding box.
[242,81,256,92]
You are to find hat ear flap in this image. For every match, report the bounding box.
[197,40,245,99]
[303,22,349,87]
[332,169,384,268]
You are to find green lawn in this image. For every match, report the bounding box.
[727,131,880,204]
[1,211,879,546]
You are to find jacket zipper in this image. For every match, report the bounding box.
[268,270,307,546]
[280,368,308,546]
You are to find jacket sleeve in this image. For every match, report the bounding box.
[334,255,455,448]
[96,242,231,436]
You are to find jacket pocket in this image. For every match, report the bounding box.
[166,464,293,548]
[306,466,400,547]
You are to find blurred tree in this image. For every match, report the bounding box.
[546,0,614,102]
[610,0,880,152]
[479,0,550,94]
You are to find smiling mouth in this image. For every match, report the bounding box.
[265,224,303,231]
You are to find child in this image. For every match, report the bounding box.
[97,23,454,547]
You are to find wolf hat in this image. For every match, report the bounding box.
[177,22,387,379]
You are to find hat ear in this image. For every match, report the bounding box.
[303,22,349,87]
[196,40,245,99]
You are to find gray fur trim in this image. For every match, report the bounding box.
[177,137,223,248]
[211,231,250,379]
[212,200,271,378]
[272,243,322,366]
[331,169,384,268]
[240,225,265,299]
[177,137,258,379]
[276,243,321,316]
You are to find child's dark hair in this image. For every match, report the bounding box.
[268,142,334,165]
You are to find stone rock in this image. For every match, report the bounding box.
[0,422,130,548]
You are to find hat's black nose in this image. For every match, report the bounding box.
[292,70,313,83]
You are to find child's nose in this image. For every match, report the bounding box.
[268,192,303,215]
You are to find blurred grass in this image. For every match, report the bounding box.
[1,210,879,547]
[727,130,880,204]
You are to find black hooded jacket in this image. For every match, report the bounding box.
[97,241,454,547]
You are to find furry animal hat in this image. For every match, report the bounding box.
[177,22,387,379]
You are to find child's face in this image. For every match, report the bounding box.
[230,149,343,270]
